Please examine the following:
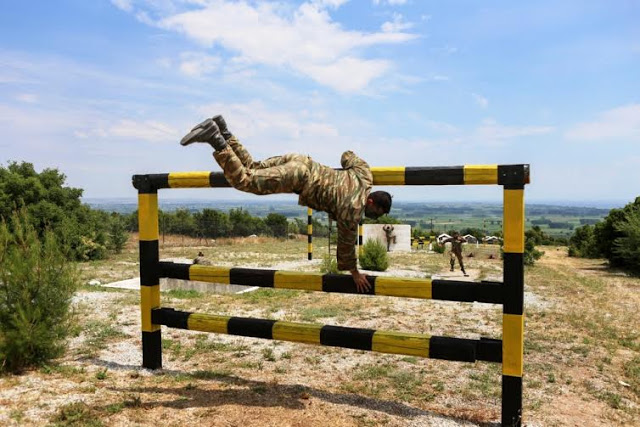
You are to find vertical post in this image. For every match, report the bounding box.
[502,185,525,426]
[328,218,332,256]
[138,190,162,369]
[358,222,364,257]
[307,208,313,260]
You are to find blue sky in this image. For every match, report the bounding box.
[1,0,638,205]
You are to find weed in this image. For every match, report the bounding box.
[262,347,276,361]
[95,368,108,380]
[165,289,202,299]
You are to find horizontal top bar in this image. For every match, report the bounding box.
[132,164,530,192]
[158,262,503,304]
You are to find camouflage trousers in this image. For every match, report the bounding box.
[450,250,465,272]
[213,136,311,195]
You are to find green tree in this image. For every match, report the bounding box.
[568,224,598,258]
[108,213,129,254]
[194,209,231,238]
[611,208,640,274]
[0,211,78,373]
[264,213,288,237]
[0,161,108,260]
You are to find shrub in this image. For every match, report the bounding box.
[359,239,389,271]
[432,243,446,254]
[0,211,78,373]
[319,254,339,274]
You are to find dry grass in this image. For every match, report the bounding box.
[1,236,639,426]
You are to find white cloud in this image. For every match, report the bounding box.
[381,13,413,33]
[178,52,221,77]
[565,104,640,141]
[108,120,179,142]
[473,93,489,109]
[194,100,339,141]
[475,119,554,140]
[129,1,418,92]
[15,93,38,103]
[373,0,408,5]
[110,0,133,12]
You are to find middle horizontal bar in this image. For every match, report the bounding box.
[158,262,503,304]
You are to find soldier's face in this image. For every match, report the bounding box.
[364,204,383,219]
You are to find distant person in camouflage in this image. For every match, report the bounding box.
[180,115,392,293]
[193,251,212,265]
[442,232,468,276]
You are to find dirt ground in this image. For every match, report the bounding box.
[0,236,638,426]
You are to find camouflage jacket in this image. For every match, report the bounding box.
[298,151,373,271]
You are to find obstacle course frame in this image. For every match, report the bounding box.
[133,164,529,426]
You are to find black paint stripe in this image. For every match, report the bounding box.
[142,330,162,369]
[227,317,275,339]
[502,375,523,427]
[498,165,528,187]
[503,253,524,315]
[432,280,503,304]
[158,261,190,280]
[230,268,275,287]
[477,337,502,362]
[322,274,376,295]
[139,240,159,286]
[405,166,464,185]
[209,172,231,187]
[429,336,476,362]
[320,325,375,350]
[153,307,190,329]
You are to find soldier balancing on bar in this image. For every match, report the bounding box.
[180,115,392,293]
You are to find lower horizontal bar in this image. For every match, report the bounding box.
[158,262,503,304]
[152,308,501,363]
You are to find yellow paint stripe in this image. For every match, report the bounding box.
[307,224,313,234]
[140,285,160,332]
[307,208,313,216]
[274,271,323,291]
[464,165,498,184]
[503,189,525,253]
[372,331,430,357]
[188,313,230,334]
[138,193,159,241]
[189,265,231,284]
[371,167,405,185]
[168,171,211,188]
[503,314,524,377]
[272,321,322,344]
[375,277,432,299]
[308,243,313,253]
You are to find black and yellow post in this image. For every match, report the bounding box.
[358,222,364,257]
[500,165,526,426]
[137,184,162,369]
[307,208,313,260]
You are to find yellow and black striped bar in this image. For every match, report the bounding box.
[358,222,364,257]
[501,167,526,427]
[131,165,529,190]
[158,262,503,303]
[152,308,502,363]
[137,188,162,369]
[307,208,313,260]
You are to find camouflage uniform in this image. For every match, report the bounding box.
[213,136,373,271]
[444,236,466,273]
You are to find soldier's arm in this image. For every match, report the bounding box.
[337,220,371,292]
[340,151,370,177]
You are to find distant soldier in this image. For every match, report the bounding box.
[442,232,468,276]
[382,224,396,252]
[180,115,392,293]
[193,251,212,265]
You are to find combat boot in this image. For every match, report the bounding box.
[180,118,228,150]
[212,115,233,141]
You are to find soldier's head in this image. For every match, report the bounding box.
[365,191,392,219]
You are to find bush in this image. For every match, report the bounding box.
[0,211,78,373]
[432,243,446,254]
[612,209,640,274]
[359,239,389,271]
[319,254,339,274]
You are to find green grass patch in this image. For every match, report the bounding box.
[165,289,203,299]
